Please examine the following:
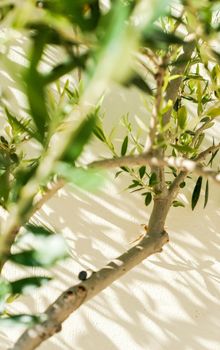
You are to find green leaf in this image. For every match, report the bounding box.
[177,106,187,129]
[93,125,106,142]
[0,170,10,206]
[171,144,194,154]
[43,54,88,85]
[120,166,129,172]
[61,114,96,163]
[0,314,46,327]
[115,171,123,178]
[207,107,220,118]
[24,223,54,237]
[0,278,11,301]
[191,176,203,210]
[203,180,209,209]
[144,192,152,206]
[10,277,51,295]
[5,108,40,142]
[121,136,128,156]
[128,180,142,189]
[207,149,219,166]
[56,163,106,191]
[172,200,185,207]
[9,235,68,267]
[139,166,146,179]
[149,172,157,187]
[200,116,210,123]
[124,73,152,95]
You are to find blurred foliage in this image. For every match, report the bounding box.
[0,0,219,327]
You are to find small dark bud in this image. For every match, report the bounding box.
[78,270,87,281]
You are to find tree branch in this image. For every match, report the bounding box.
[88,152,220,184]
[11,231,169,350]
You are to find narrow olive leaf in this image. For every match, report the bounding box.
[145,192,152,206]
[10,277,51,295]
[0,314,46,327]
[115,171,123,178]
[24,223,54,237]
[128,180,141,189]
[149,172,157,187]
[207,149,219,166]
[43,54,88,85]
[120,166,129,172]
[204,180,209,209]
[173,200,185,207]
[121,135,128,156]
[93,125,106,142]
[5,108,40,142]
[25,70,49,141]
[177,105,187,129]
[200,116,210,122]
[61,114,96,163]
[124,74,152,95]
[139,166,146,179]
[191,176,203,210]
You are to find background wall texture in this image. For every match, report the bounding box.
[1,87,220,350]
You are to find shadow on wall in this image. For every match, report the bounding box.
[1,172,220,350]
[1,49,220,349]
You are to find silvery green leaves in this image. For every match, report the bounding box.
[9,223,68,268]
[0,277,49,326]
[191,176,209,210]
[0,224,68,324]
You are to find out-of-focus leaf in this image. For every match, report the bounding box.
[93,125,106,142]
[56,163,106,191]
[0,314,46,327]
[0,170,10,206]
[124,73,152,95]
[128,180,142,189]
[9,235,68,267]
[24,29,51,142]
[143,26,185,49]
[200,116,210,123]
[43,54,88,85]
[177,106,187,129]
[10,162,38,203]
[10,277,51,295]
[0,278,11,301]
[204,179,209,209]
[121,135,128,156]
[191,176,203,210]
[5,108,40,142]
[144,192,152,206]
[61,114,96,163]
[24,223,54,237]
[171,144,194,154]
[173,200,185,207]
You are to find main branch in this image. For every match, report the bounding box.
[11,231,169,350]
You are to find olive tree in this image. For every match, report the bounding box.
[0,1,220,349]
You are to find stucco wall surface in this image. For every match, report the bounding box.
[1,87,220,350]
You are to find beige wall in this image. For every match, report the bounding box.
[1,87,220,350]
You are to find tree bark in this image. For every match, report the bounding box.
[11,197,171,350]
